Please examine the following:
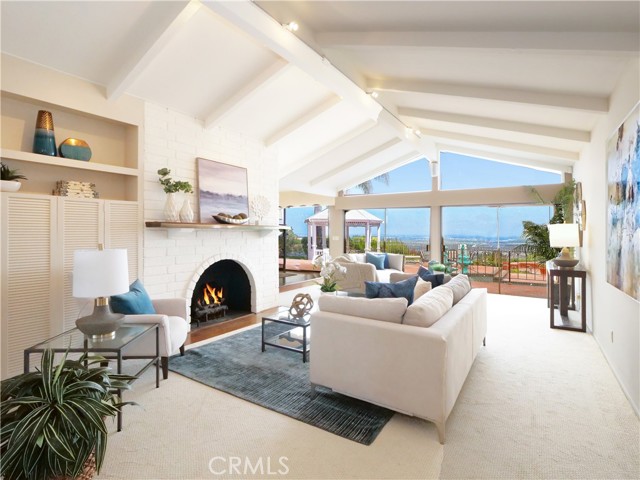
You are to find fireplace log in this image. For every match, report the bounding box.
[193,303,229,326]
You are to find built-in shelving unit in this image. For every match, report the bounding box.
[1,91,140,201]
[1,57,144,379]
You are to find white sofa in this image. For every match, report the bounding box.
[309,282,487,443]
[334,253,405,293]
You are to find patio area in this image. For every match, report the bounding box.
[279,257,547,298]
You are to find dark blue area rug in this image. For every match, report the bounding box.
[169,325,394,445]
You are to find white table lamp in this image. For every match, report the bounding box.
[73,246,129,340]
[548,223,580,268]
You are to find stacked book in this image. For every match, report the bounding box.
[53,180,99,198]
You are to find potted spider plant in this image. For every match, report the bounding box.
[0,349,136,480]
[1,162,27,192]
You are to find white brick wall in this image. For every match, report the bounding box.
[143,103,280,317]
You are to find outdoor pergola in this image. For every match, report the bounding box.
[305,209,384,260]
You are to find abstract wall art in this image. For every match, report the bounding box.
[606,102,639,301]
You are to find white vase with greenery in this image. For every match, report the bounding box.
[158,168,194,222]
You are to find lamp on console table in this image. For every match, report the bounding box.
[547,223,580,268]
[73,245,129,340]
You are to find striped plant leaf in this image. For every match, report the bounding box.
[0,349,138,479]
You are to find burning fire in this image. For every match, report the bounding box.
[202,283,224,305]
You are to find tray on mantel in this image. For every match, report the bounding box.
[145,221,289,231]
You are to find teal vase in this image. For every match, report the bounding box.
[33,110,57,156]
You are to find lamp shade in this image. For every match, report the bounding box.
[547,223,580,248]
[73,248,129,298]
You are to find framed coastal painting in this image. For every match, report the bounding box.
[606,102,639,301]
[197,158,249,224]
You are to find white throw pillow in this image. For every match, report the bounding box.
[318,295,408,324]
[402,286,454,328]
[414,276,432,301]
[441,274,471,304]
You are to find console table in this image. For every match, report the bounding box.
[548,267,587,332]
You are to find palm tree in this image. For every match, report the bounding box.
[354,173,390,194]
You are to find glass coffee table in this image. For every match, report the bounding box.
[261,307,311,362]
[23,324,159,431]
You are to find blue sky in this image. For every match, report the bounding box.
[286,153,561,240]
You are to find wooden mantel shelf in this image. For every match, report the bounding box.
[145,221,290,232]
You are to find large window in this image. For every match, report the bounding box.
[440,152,562,190]
[347,207,430,256]
[279,206,315,260]
[442,205,552,248]
[442,205,554,297]
[345,159,431,195]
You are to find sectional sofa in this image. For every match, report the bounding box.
[309,277,487,443]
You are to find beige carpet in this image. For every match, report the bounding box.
[97,292,638,480]
[440,294,639,479]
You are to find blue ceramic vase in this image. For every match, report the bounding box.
[33,110,57,156]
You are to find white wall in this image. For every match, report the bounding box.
[573,59,640,415]
[142,103,280,315]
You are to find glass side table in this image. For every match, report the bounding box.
[262,307,311,362]
[24,324,159,431]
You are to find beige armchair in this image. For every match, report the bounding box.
[122,298,189,379]
[335,253,405,293]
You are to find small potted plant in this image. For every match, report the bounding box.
[0,349,136,480]
[1,162,27,192]
[157,168,194,222]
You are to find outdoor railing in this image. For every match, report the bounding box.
[443,244,547,289]
[345,236,548,296]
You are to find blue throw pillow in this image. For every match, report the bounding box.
[417,265,445,288]
[365,276,418,304]
[366,252,386,270]
[110,279,156,315]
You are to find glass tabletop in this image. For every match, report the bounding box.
[263,307,311,326]
[25,324,155,353]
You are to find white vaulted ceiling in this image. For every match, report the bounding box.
[2,1,639,196]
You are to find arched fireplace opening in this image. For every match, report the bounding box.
[190,260,251,328]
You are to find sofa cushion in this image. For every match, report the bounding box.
[402,286,454,327]
[365,275,418,303]
[414,276,432,301]
[110,279,156,315]
[418,265,446,288]
[318,295,408,324]
[440,274,472,304]
[366,252,386,270]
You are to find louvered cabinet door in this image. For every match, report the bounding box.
[105,201,140,282]
[1,194,57,379]
[60,198,102,332]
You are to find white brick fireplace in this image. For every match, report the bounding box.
[142,103,280,318]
